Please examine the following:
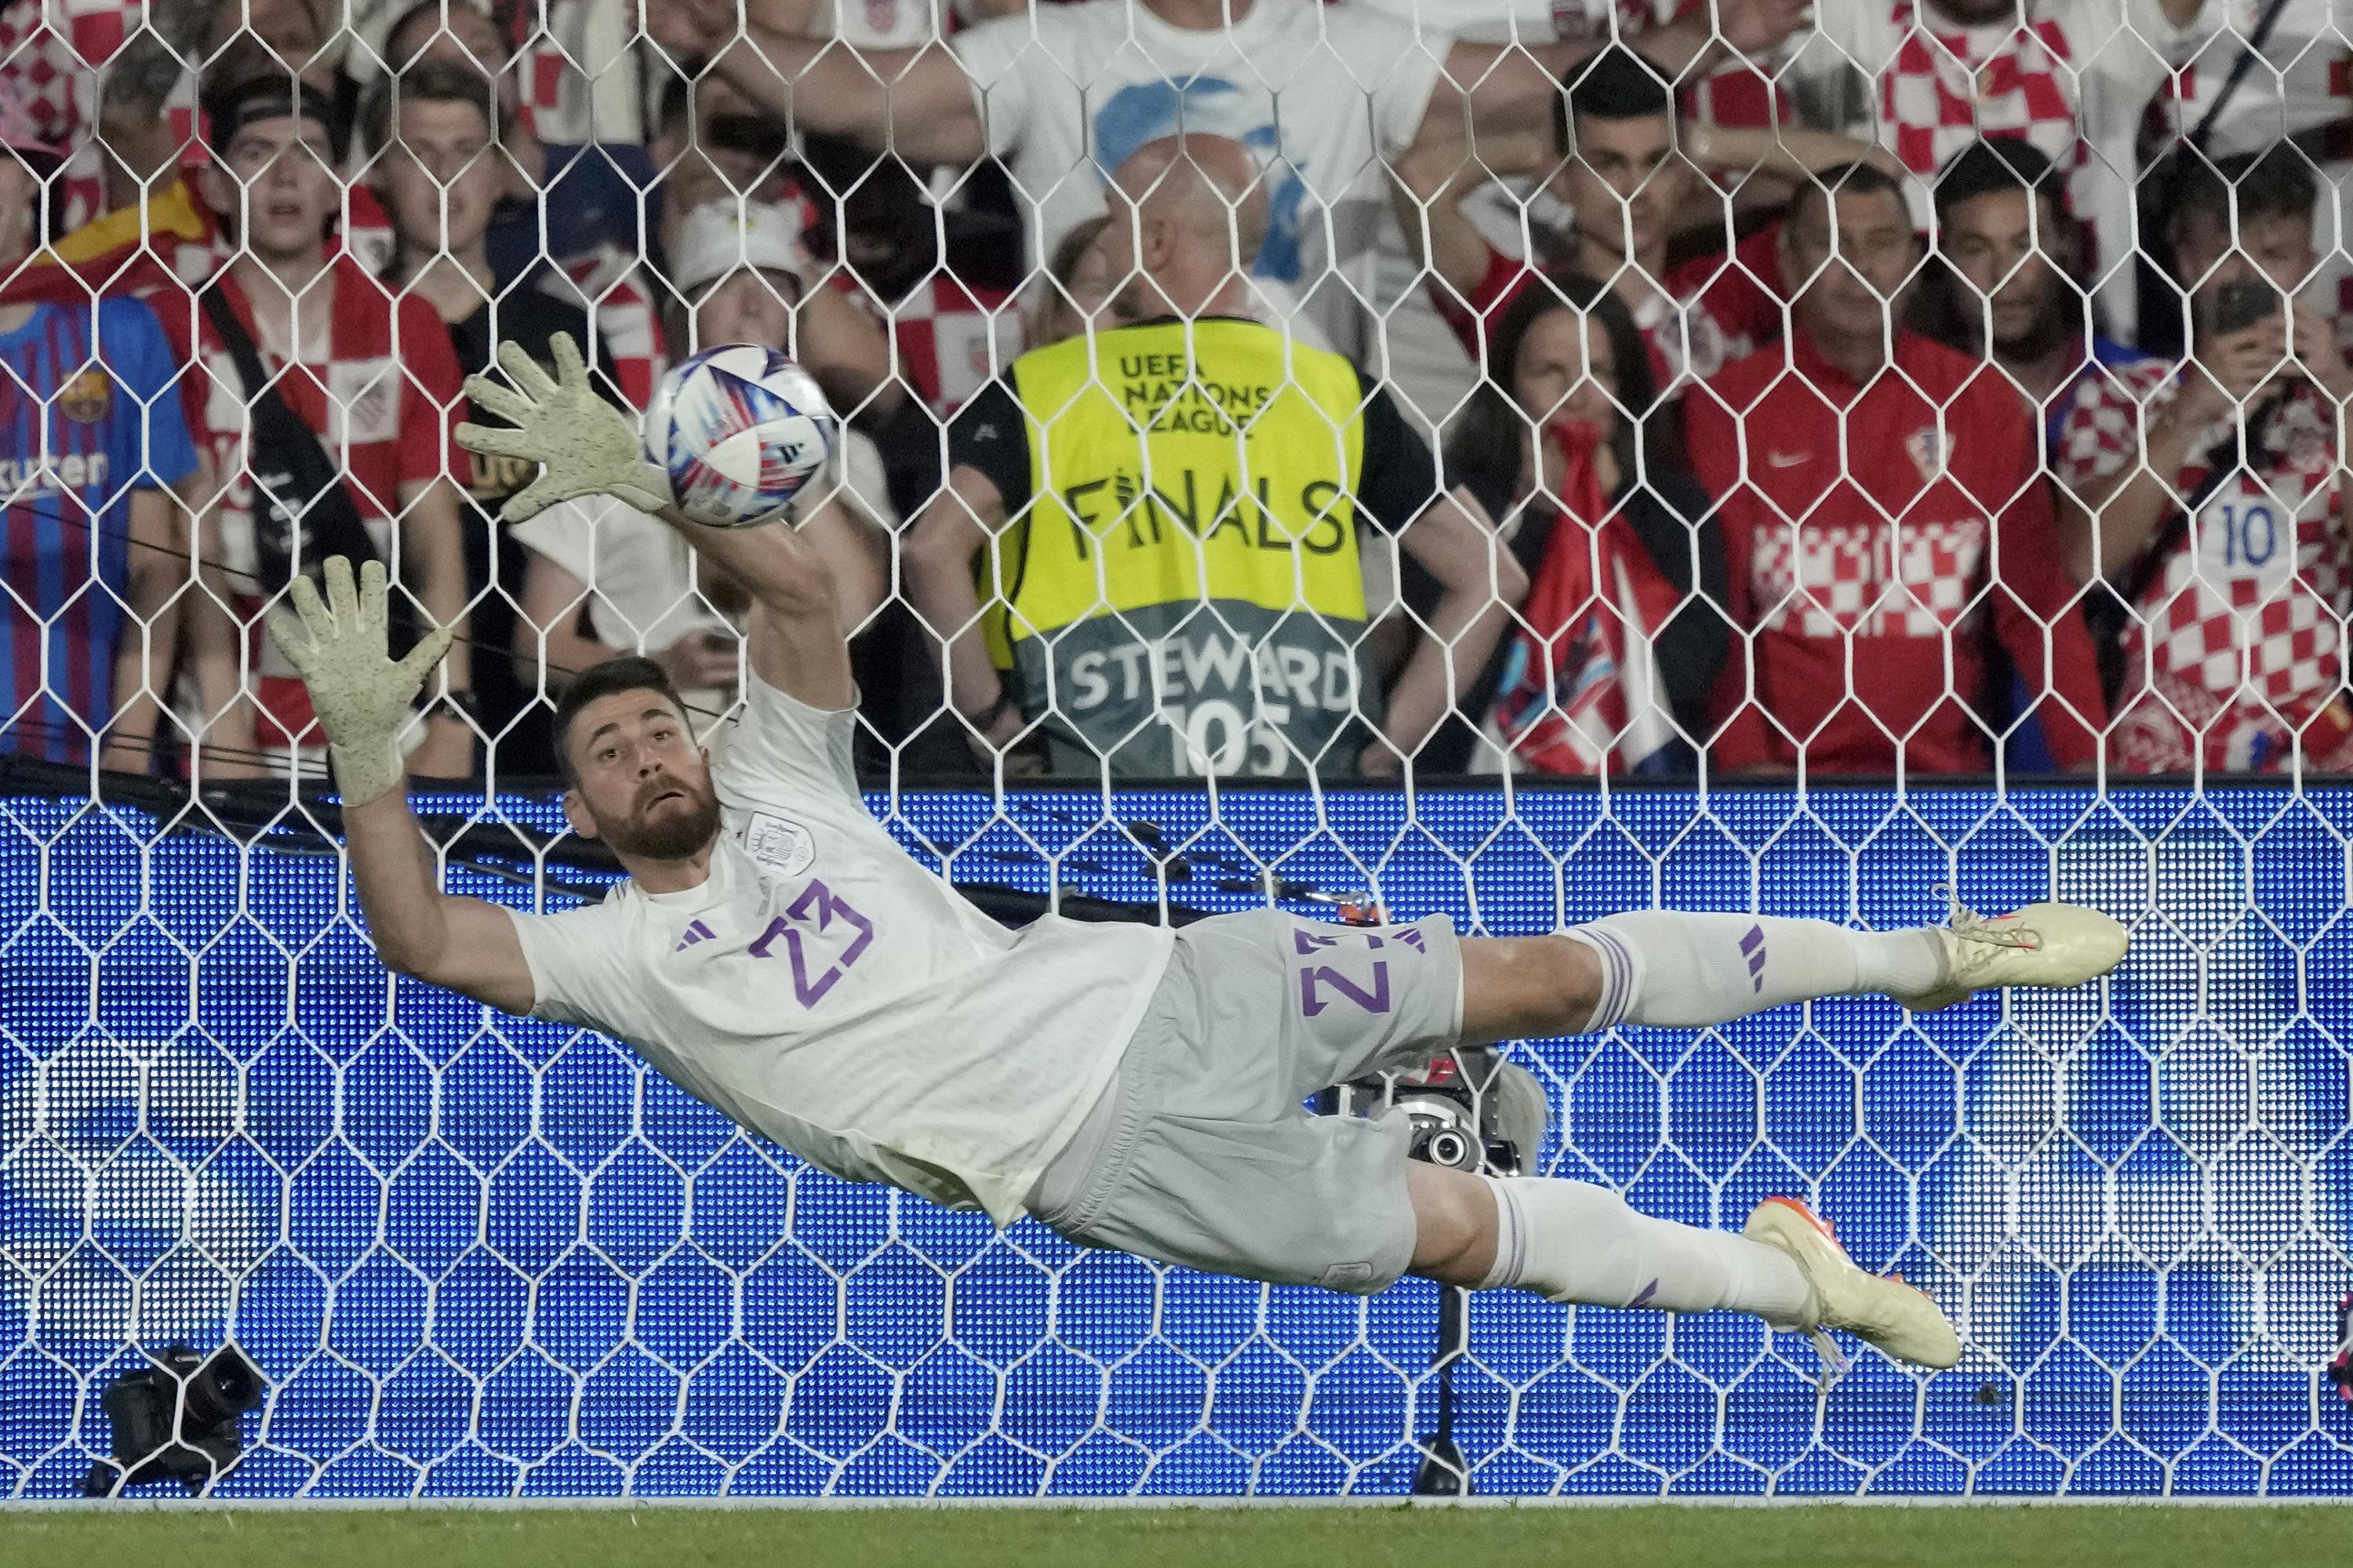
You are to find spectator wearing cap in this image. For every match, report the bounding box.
[508,199,891,733]
[0,85,203,770]
[1686,162,2108,776]
[509,70,858,413]
[2057,147,2353,774]
[1389,46,1886,398]
[177,75,476,779]
[0,0,334,236]
[365,58,617,777]
[663,197,893,431]
[31,6,397,299]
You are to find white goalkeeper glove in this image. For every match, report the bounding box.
[264,556,459,806]
[456,331,673,522]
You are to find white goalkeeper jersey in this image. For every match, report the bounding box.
[503,674,1173,1224]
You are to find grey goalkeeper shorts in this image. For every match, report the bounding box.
[1026,908,1465,1295]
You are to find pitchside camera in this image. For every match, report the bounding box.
[82,1344,265,1496]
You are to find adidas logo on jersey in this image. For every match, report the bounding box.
[674,919,717,952]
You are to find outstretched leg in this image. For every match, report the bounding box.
[1460,903,2128,1044]
[1409,902,2129,1369]
[1405,1162,1962,1370]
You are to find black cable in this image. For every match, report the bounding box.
[0,750,1233,926]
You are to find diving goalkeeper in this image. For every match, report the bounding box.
[272,333,2126,1375]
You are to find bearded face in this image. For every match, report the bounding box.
[558,688,723,866]
[588,769,724,862]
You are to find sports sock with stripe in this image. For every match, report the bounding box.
[1476,1176,1812,1326]
[1566,911,1947,1031]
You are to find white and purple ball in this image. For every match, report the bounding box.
[642,344,837,528]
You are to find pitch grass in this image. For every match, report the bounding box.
[5,1502,2351,1568]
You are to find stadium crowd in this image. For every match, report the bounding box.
[3,0,2352,783]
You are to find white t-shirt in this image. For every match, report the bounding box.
[505,675,1176,1224]
[2135,0,2348,158]
[1353,0,1558,39]
[950,0,1450,356]
[510,497,732,659]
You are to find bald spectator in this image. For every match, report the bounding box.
[906,133,1523,780]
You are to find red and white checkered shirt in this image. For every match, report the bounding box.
[513,0,615,145]
[1864,0,2087,184]
[2134,0,2352,166]
[862,273,1022,417]
[539,244,663,410]
[2061,369,2353,772]
[156,256,471,753]
[0,0,199,234]
[2053,353,2179,492]
[1686,328,2109,773]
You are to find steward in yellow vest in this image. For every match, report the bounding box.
[906,136,1521,780]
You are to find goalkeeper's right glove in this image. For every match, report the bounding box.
[264,556,458,806]
[455,331,673,522]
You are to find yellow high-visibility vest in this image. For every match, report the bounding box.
[989,316,1378,777]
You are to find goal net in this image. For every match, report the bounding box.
[2,0,2352,1502]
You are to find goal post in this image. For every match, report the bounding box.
[4,780,2346,1499]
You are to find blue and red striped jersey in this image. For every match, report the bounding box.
[0,297,199,765]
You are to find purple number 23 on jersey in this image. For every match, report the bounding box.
[748,879,875,1006]
[1294,926,1394,1017]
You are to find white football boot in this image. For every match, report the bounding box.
[1744,1196,1962,1372]
[1893,900,2129,1014]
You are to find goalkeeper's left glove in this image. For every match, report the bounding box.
[456,331,672,522]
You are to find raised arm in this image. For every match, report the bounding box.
[1387,131,1541,301]
[267,557,536,1016]
[654,504,857,711]
[682,0,987,166]
[455,332,856,711]
[1373,486,1529,776]
[904,464,1028,766]
[1685,122,1904,181]
[1421,0,1817,147]
[98,485,187,774]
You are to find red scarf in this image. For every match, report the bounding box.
[1492,422,1686,774]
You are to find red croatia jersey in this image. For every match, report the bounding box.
[1688,329,2108,773]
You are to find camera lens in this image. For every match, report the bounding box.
[1424,1129,1476,1169]
[182,1349,264,1430]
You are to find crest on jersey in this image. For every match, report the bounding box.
[59,369,111,425]
[744,810,816,879]
[1905,427,1947,485]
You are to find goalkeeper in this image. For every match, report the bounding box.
[273,334,2126,1374]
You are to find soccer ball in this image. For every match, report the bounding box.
[642,345,837,528]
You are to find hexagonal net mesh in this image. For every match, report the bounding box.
[2,0,2353,1503]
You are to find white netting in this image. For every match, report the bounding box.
[4,0,2353,1501]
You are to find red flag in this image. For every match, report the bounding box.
[1491,421,1686,775]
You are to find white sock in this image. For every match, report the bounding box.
[1567,912,1947,1031]
[1478,1176,1813,1328]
